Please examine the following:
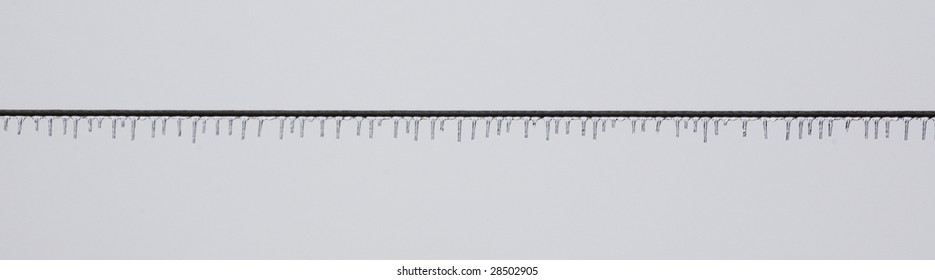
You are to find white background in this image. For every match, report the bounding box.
[2,0,935,260]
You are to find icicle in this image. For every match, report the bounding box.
[798,119,804,140]
[151,118,157,138]
[904,118,911,141]
[546,119,551,141]
[693,118,699,133]
[33,117,39,132]
[335,118,342,139]
[785,119,791,141]
[356,118,362,136]
[703,118,709,143]
[763,119,769,139]
[675,119,681,138]
[498,118,505,136]
[320,118,326,138]
[873,118,880,140]
[601,119,607,132]
[592,119,599,140]
[369,118,376,139]
[393,119,399,138]
[257,118,265,138]
[192,119,198,143]
[863,119,870,140]
[641,119,647,132]
[742,119,748,138]
[300,117,307,138]
[97,118,103,129]
[130,118,137,141]
[655,119,661,133]
[524,118,530,139]
[413,118,420,141]
[440,119,446,131]
[486,118,492,138]
[566,118,572,135]
[714,119,720,136]
[88,118,93,132]
[112,118,118,139]
[405,118,411,134]
[241,118,248,140]
[201,118,207,134]
[289,117,296,134]
[16,117,24,135]
[506,119,512,133]
[805,118,812,135]
[62,117,68,136]
[48,118,53,137]
[818,119,824,140]
[923,118,929,141]
[471,118,477,140]
[554,118,560,134]
[828,119,834,137]
[2,116,8,132]
[845,119,852,132]
[631,119,637,134]
[457,118,463,142]
[279,117,285,140]
[73,118,79,139]
[580,118,587,136]
[229,119,235,136]
[216,118,221,135]
[885,119,891,139]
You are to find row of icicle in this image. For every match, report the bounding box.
[2,116,935,143]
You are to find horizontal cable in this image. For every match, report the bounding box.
[1,110,934,118]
